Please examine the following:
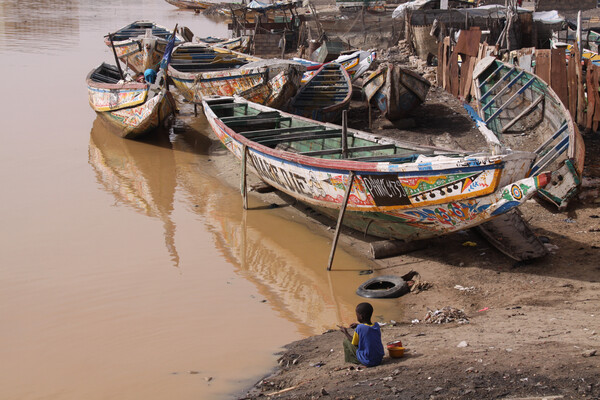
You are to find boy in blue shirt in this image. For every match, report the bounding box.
[338,302,385,367]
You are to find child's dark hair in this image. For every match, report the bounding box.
[356,302,374,321]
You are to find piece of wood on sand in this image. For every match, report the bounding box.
[370,239,428,259]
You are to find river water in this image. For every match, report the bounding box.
[0,1,406,398]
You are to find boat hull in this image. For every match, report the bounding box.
[202,96,545,241]
[363,63,431,120]
[472,56,585,208]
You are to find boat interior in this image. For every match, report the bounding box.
[292,63,350,109]
[111,22,174,41]
[90,63,124,84]
[208,100,457,162]
[171,45,250,72]
[476,60,572,175]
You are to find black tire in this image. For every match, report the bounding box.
[356,275,409,299]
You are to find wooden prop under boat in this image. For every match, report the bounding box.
[289,62,352,123]
[202,95,551,242]
[86,63,176,139]
[168,43,304,107]
[471,56,585,209]
[104,21,185,75]
[363,62,431,121]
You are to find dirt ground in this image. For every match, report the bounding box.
[192,79,600,399]
[227,94,600,399]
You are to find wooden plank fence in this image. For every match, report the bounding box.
[438,28,600,132]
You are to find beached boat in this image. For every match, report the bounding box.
[362,62,431,120]
[294,50,375,83]
[168,43,304,108]
[105,21,185,75]
[86,63,176,139]
[471,56,585,208]
[165,0,212,10]
[289,62,352,123]
[202,95,551,242]
[197,36,251,53]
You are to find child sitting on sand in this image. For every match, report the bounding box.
[338,302,384,367]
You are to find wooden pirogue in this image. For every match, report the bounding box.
[86,63,176,139]
[202,95,552,243]
[168,43,303,108]
[105,21,185,75]
[289,62,352,123]
[471,56,585,209]
[362,62,431,121]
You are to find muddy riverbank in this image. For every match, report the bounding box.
[181,79,600,399]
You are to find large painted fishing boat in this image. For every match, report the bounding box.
[202,95,551,242]
[294,50,375,84]
[362,62,431,121]
[86,63,176,139]
[470,56,585,208]
[105,21,185,75]
[289,62,352,123]
[168,43,304,108]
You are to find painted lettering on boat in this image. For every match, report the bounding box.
[397,201,491,227]
[249,151,312,197]
[361,174,411,207]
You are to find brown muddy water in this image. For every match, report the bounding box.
[0,1,405,399]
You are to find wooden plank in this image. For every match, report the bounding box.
[449,51,459,98]
[437,40,443,88]
[535,49,551,84]
[567,49,578,120]
[300,143,396,157]
[550,48,568,107]
[576,45,586,126]
[587,61,595,130]
[462,56,476,100]
[593,65,600,132]
[454,27,481,57]
[442,36,450,91]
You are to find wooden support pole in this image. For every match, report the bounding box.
[108,33,125,80]
[194,103,198,117]
[241,144,248,210]
[341,110,348,159]
[368,102,372,130]
[327,171,355,271]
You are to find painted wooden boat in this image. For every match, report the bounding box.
[86,63,177,139]
[197,36,251,53]
[294,50,376,83]
[471,56,586,208]
[289,62,352,123]
[165,0,212,10]
[105,21,185,75]
[168,43,304,108]
[363,62,431,120]
[202,95,551,242]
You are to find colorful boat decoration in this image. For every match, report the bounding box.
[362,62,431,120]
[165,0,213,10]
[202,95,551,242]
[471,56,586,209]
[105,21,185,75]
[294,50,376,83]
[86,63,177,139]
[168,43,304,107]
[289,62,352,123]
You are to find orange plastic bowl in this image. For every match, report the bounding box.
[387,340,402,348]
[388,346,405,358]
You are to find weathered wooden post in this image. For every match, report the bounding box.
[241,144,248,210]
[341,110,348,159]
[327,171,355,271]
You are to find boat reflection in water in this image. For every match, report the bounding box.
[88,117,181,267]
[88,114,402,335]
[170,127,396,335]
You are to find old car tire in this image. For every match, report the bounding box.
[356,275,409,299]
